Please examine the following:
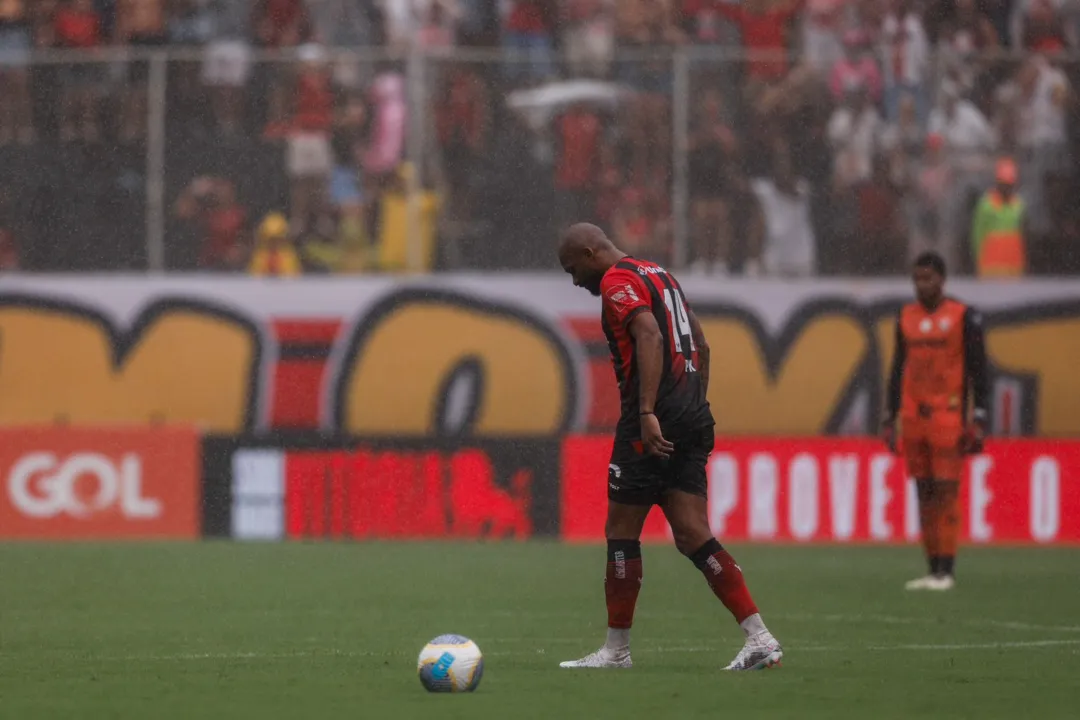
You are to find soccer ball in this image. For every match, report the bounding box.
[417,634,484,693]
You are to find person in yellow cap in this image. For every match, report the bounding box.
[970,158,1026,278]
[249,212,303,277]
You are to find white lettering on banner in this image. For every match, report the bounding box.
[789,454,819,540]
[969,457,994,542]
[749,454,779,539]
[904,477,920,540]
[828,455,858,541]
[1030,456,1061,543]
[7,452,159,519]
[708,454,739,536]
[231,449,286,541]
[869,455,893,540]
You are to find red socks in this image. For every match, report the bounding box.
[690,539,759,623]
[605,540,643,629]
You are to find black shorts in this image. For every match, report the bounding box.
[607,427,715,506]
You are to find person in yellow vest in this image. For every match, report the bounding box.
[249,212,303,277]
[970,158,1026,278]
[376,162,441,273]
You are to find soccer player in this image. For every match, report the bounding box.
[556,223,783,671]
[882,251,989,591]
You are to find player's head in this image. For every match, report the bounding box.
[912,251,946,306]
[558,223,624,296]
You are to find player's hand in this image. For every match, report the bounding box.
[640,413,674,458]
[960,420,986,455]
[881,418,898,454]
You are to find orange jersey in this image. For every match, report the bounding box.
[887,298,988,423]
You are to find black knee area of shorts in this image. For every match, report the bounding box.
[607,539,642,563]
[688,538,723,568]
[916,479,934,503]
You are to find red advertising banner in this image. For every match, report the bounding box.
[280,442,560,540]
[0,427,200,539]
[562,437,1080,545]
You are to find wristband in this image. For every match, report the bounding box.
[639,411,655,416]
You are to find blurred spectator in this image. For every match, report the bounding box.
[0,227,16,270]
[1015,54,1072,240]
[249,211,302,276]
[436,65,489,221]
[828,80,885,185]
[1011,0,1076,51]
[202,0,252,134]
[362,71,407,182]
[880,0,929,123]
[117,0,168,141]
[0,0,34,144]
[377,162,441,272]
[502,0,557,84]
[687,88,736,274]
[0,190,17,270]
[616,0,681,181]
[929,81,996,268]
[714,0,803,88]
[554,102,602,228]
[910,132,953,260]
[417,0,462,50]
[613,184,663,261]
[802,0,848,73]
[253,0,312,132]
[51,0,105,142]
[829,29,882,105]
[562,0,614,78]
[971,157,1026,276]
[881,91,924,184]
[751,150,817,277]
[174,176,249,271]
[287,44,334,234]
[856,154,907,273]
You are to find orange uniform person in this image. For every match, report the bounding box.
[882,251,989,591]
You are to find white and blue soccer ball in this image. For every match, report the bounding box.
[417,634,484,693]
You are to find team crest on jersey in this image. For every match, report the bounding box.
[919,318,932,333]
[606,285,639,305]
[939,317,951,331]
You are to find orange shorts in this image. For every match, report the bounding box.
[901,414,964,481]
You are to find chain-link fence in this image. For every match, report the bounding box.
[1,46,1078,275]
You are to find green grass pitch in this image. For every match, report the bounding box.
[2,543,1079,719]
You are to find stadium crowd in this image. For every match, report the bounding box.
[0,0,1077,276]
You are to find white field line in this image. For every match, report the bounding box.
[44,638,1079,664]
[775,612,1080,634]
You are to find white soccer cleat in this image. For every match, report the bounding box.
[559,647,632,669]
[905,574,937,590]
[924,575,955,591]
[723,631,783,671]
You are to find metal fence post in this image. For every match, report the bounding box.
[672,47,690,271]
[405,47,425,274]
[145,51,168,272]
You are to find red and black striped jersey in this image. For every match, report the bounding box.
[600,258,713,439]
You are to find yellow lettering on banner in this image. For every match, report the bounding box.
[701,313,868,434]
[987,317,1080,435]
[339,298,574,436]
[875,315,898,404]
[0,304,258,431]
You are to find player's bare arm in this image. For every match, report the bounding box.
[628,311,673,458]
[687,308,710,396]
[883,317,906,453]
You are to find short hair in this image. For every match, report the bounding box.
[913,251,946,278]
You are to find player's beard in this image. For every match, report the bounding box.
[584,274,603,296]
